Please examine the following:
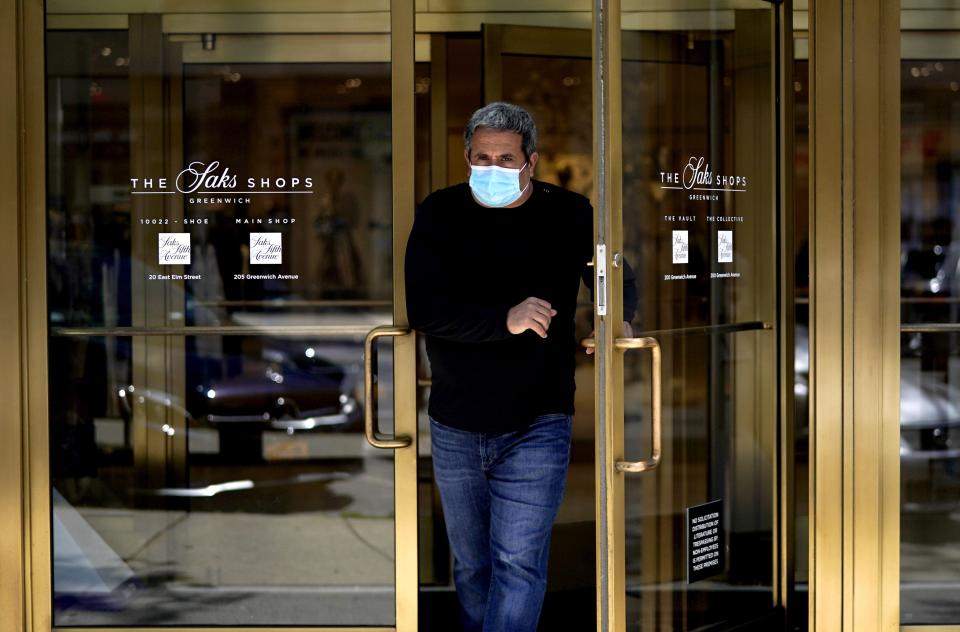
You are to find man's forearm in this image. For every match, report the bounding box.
[406,300,512,343]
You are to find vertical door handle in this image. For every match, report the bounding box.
[364,325,413,449]
[581,335,663,472]
[613,337,662,473]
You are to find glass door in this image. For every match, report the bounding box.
[43,6,418,630]
[469,2,786,629]
[594,1,784,630]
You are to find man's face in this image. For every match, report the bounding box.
[465,127,539,192]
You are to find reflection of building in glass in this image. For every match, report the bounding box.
[290,109,394,301]
[314,168,365,296]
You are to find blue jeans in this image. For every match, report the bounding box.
[430,413,573,632]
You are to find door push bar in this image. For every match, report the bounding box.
[581,336,663,473]
[363,326,414,449]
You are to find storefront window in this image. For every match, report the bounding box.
[900,44,960,624]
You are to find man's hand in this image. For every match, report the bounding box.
[585,321,635,354]
[507,297,557,338]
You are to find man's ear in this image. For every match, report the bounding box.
[529,151,540,175]
[464,149,472,173]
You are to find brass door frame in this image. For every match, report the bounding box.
[808,0,901,631]
[391,2,419,628]
[593,2,627,630]
[1,2,44,632]
[7,1,419,631]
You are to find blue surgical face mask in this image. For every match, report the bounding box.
[468,162,529,207]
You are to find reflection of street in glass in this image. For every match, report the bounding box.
[53,456,396,626]
[901,512,960,623]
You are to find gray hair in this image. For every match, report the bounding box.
[463,102,538,160]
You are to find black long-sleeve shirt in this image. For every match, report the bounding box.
[404,180,638,433]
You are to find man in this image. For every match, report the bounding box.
[405,102,637,632]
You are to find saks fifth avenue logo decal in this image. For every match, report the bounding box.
[130,161,314,203]
[660,157,747,202]
[250,233,282,265]
[711,230,741,279]
[672,231,689,264]
[718,231,733,263]
[158,233,191,265]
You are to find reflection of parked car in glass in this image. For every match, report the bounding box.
[901,233,960,331]
[796,324,960,512]
[188,339,362,432]
[115,338,364,461]
[898,232,960,510]
[899,373,960,512]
